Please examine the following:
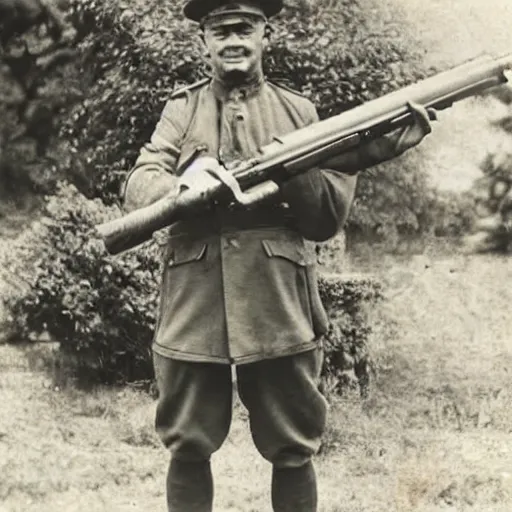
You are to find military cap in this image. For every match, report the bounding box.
[183,0,283,25]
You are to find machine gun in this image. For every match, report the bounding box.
[95,54,512,255]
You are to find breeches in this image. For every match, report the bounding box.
[153,348,327,469]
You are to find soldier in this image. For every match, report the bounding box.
[122,1,433,510]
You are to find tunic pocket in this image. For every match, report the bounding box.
[260,237,314,332]
[261,238,314,266]
[261,238,328,338]
[164,238,212,291]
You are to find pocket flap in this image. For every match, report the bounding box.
[168,242,207,267]
[261,239,314,266]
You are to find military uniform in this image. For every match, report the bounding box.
[122,73,356,467]
[124,77,356,364]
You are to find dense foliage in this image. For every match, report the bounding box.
[347,150,477,249]
[0,0,81,222]
[3,184,160,384]
[318,273,383,399]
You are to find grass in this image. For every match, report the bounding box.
[1,246,512,511]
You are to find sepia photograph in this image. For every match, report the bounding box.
[0,0,511,510]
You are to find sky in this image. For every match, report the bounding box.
[382,0,512,191]
[393,0,512,67]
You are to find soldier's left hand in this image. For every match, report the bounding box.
[394,101,437,154]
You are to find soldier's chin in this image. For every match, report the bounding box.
[222,68,252,84]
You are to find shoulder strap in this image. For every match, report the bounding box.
[167,78,212,142]
[170,77,211,99]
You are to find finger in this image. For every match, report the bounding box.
[407,101,432,135]
[406,101,432,134]
[427,107,438,121]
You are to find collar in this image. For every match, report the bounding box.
[210,72,265,102]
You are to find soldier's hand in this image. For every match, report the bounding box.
[178,156,223,192]
[394,101,437,154]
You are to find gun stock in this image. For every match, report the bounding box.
[96,54,512,255]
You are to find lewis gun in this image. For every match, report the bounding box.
[95,54,512,255]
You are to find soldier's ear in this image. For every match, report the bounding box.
[198,32,210,59]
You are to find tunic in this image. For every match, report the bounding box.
[123,77,359,364]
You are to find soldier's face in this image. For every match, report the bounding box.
[203,17,267,82]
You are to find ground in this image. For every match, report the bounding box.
[1,248,511,512]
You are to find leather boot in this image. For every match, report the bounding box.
[166,458,213,512]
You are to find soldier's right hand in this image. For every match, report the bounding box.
[178,156,223,192]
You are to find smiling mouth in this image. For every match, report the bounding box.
[222,49,248,61]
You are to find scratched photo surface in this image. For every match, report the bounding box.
[0,0,511,511]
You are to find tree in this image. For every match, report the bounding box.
[464,85,512,253]
[0,0,81,225]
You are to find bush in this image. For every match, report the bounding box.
[347,152,478,251]
[3,183,161,385]
[318,273,383,399]
[0,0,82,206]
[4,183,381,394]
[462,87,512,253]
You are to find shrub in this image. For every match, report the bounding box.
[4,183,381,394]
[318,273,383,399]
[462,87,512,253]
[347,153,478,251]
[3,183,161,385]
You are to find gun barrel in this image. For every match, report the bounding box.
[233,55,510,183]
[96,185,219,254]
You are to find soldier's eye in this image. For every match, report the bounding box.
[238,23,254,36]
[212,29,228,39]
